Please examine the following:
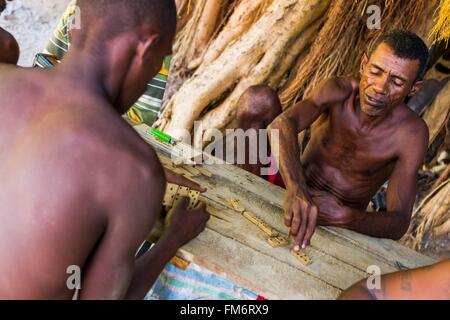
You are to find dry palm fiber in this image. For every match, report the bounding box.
[402,180,450,250]
[430,0,450,46]
[280,0,428,110]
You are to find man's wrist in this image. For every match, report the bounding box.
[158,231,182,255]
[286,179,308,195]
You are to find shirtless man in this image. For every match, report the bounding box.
[0,0,19,64]
[267,30,430,251]
[0,0,209,300]
[339,258,450,300]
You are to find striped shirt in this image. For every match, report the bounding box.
[35,0,171,126]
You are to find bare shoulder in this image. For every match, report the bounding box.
[395,106,429,158]
[40,98,166,210]
[310,76,358,107]
[397,106,429,142]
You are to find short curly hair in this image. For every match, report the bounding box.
[77,0,177,42]
[369,30,430,81]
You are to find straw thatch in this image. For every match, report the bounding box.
[430,0,450,46]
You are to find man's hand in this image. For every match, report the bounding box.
[164,168,207,193]
[165,197,210,247]
[284,187,318,251]
[312,192,354,226]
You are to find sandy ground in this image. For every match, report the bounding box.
[0,0,70,66]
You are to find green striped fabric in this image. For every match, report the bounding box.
[37,0,171,126]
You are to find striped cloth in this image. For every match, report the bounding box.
[36,0,170,126]
[146,263,259,301]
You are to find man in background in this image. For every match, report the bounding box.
[0,0,19,64]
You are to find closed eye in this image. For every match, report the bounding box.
[392,78,405,87]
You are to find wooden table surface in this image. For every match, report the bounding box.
[135,124,436,300]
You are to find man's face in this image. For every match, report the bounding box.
[359,43,421,117]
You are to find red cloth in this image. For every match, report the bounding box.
[263,155,285,188]
[266,171,285,189]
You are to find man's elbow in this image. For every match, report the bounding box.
[389,216,411,240]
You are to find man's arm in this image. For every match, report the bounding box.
[125,200,209,300]
[339,259,450,300]
[336,120,429,240]
[78,151,209,300]
[268,77,355,249]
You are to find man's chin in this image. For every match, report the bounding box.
[361,103,385,117]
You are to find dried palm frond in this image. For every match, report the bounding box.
[280,0,428,109]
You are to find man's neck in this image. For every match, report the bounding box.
[55,36,134,111]
[354,93,393,131]
[57,47,112,100]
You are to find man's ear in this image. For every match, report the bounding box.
[360,52,369,76]
[136,34,160,62]
[409,80,424,97]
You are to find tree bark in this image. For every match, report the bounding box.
[157,0,330,143]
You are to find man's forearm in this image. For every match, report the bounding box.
[338,280,377,300]
[125,233,180,300]
[269,119,307,191]
[339,208,409,240]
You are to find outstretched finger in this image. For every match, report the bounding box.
[290,205,302,237]
[175,196,189,209]
[303,206,318,248]
[293,207,308,251]
[284,207,293,228]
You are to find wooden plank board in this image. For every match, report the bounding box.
[135,124,437,299]
[178,227,341,300]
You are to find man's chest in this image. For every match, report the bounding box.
[309,113,398,178]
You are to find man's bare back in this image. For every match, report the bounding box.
[0,0,209,300]
[269,31,430,251]
[0,66,159,298]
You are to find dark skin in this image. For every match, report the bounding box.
[234,85,282,176]
[269,43,429,251]
[339,259,450,300]
[0,4,209,299]
[0,0,19,64]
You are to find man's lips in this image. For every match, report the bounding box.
[365,94,386,107]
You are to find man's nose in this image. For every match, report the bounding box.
[373,76,388,95]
